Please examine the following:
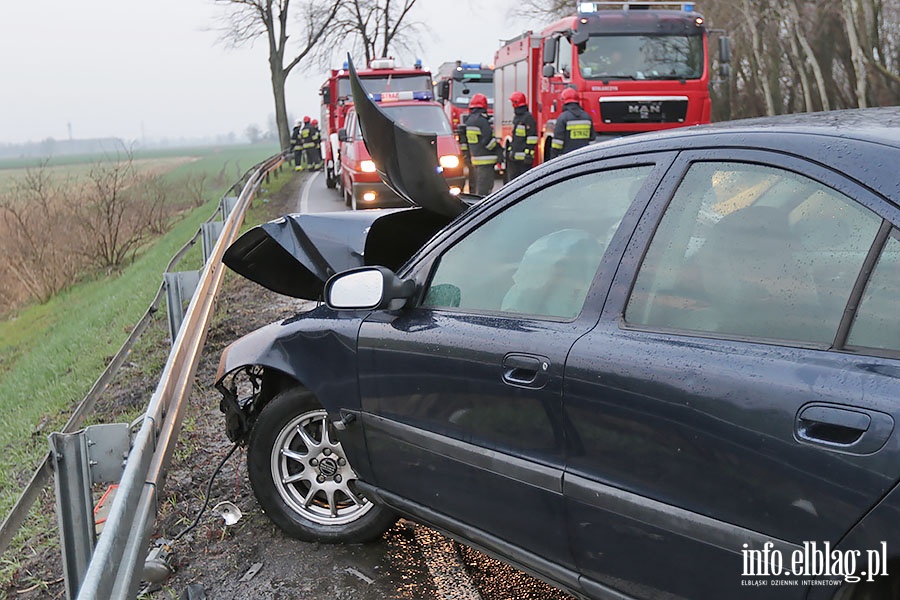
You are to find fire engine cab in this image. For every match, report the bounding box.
[434,61,495,130]
[319,58,432,189]
[493,1,730,166]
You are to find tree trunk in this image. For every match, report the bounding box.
[787,0,831,111]
[741,0,776,115]
[843,0,869,107]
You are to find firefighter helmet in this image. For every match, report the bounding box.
[303,115,311,123]
[561,87,579,103]
[509,91,527,108]
[311,119,318,127]
[469,93,488,109]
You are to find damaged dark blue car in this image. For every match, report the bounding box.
[215,58,900,600]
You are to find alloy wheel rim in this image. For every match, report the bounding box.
[270,409,373,526]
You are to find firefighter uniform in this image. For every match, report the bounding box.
[300,117,314,169]
[551,88,595,159]
[464,93,498,196]
[291,121,303,169]
[309,119,323,170]
[508,92,537,180]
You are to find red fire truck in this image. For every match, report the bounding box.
[493,1,730,166]
[319,58,432,189]
[434,61,495,130]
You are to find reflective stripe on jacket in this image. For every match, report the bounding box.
[551,102,596,158]
[510,106,537,162]
[464,109,498,166]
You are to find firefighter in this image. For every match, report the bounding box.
[550,87,595,159]
[464,93,498,196]
[291,119,304,169]
[507,91,537,180]
[309,119,323,171]
[299,116,313,170]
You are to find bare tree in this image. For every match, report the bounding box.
[327,0,424,66]
[215,0,342,150]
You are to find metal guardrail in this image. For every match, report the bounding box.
[0,152,286,598]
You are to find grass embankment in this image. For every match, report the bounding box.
[0,143,280,523]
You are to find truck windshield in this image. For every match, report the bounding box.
[451,80,494,108]
[578,34,703,80]
[381,104,453,135]
[337,74,432,98]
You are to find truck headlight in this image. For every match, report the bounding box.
[361,160,377,173]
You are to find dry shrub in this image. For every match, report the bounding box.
[0,163,87,308]
[0,155,190,314]
[75,155,185,270]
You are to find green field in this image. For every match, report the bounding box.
[0,143,280,524]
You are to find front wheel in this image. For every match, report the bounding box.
[247,387,396,542]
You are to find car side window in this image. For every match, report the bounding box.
[422,166,652,319]
[625,161,883,344]
[847,230,900,351]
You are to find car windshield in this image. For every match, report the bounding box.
[451,80,494,108]
[337,74,432,98]
[578,34,704,80]
[381,104,453,135]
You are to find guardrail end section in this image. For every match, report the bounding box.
[49,423,130,599]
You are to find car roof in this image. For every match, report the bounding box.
[554,107,900,203]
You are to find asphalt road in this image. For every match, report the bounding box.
[283,169,574,600]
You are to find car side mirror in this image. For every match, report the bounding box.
[325,266,416,311]
[338,128,349,142]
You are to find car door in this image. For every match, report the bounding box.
[563,149,900,599]
[355,156,673,577]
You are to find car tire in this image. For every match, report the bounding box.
[247,387,396,543]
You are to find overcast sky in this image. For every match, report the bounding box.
[0,0,531,146]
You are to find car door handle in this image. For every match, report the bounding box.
[796,404,894,454]
[502,353,550,388]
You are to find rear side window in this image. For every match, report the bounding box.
[625,161,883,345]
[847,230,900,352]
[423,166,652,319]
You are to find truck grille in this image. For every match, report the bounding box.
[600,96,689,124]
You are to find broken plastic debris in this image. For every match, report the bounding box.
[213,501,243,526]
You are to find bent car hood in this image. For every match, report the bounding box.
[224,56,475,300]
[223,208,449,299]
[348,56,472,218]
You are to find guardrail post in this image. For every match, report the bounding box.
[49,424,129,600]
[201,221,224,264]
[164,271,201,343]
[220,196,238,220]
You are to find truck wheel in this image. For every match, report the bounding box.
[247,387,396,543]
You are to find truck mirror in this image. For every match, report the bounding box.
[572,29,588,45]
[439,80,450,101]
[542,64,556,78]
[338,128,349,142]
[718,63,731,80]
[543,36,557,64]
[322,89,332,105]
[718,37,731,64]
